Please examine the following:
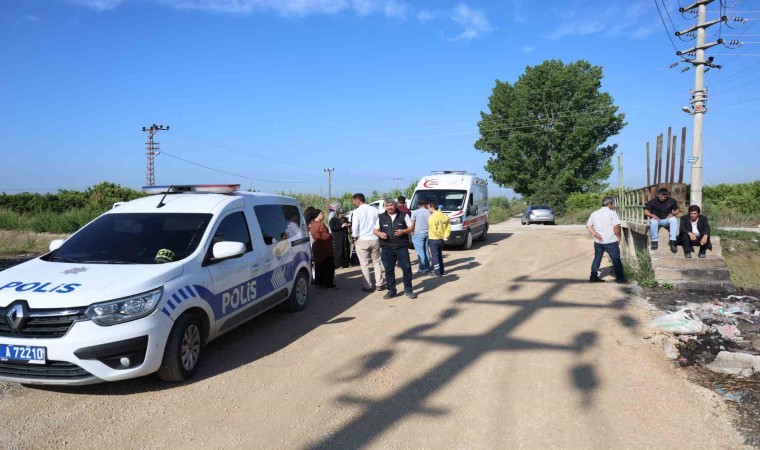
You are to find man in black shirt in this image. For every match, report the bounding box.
[644,188,681,252]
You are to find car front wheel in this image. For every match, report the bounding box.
[158,313,202,382]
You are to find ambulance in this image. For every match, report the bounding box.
[410,171,489,249]
[0,185,311,385]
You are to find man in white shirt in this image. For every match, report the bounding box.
[351,193,386,292]
[586,196,626,283]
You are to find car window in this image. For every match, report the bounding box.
[254,204,302,245]
[48,213,212,264]
[211,212,253,252]
[533,205,552,210]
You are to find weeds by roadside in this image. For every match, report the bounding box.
[624,250,659,287]
[0,230,67,255]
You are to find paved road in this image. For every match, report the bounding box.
[0,219,748,449]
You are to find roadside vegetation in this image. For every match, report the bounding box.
[715,229,760,291]
[0,181,521,255]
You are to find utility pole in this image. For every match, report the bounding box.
[323,168,334,200]
[142,124,170,186]
[617,153,624,200]
[676,0,725,206]
[393,177,403,190]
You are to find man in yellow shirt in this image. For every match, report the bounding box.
[427,201,451,277]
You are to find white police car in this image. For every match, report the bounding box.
[0,185,312,385]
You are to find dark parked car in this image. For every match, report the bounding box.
[521,205,555,225]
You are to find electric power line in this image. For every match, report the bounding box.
[654,0,682,51]
[159,151,322,184]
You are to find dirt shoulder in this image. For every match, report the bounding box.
[0,219,751,448]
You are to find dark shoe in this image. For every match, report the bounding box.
[651,241,658,250]
[669,240,677,253]
[361,287,375,292]
[684,252,692,259]
[589,277,605,283]
[383,291,397,300]
[376,285,387,291]
[404,291,418,299]
[698,251,706,259]
[326,285,339,291]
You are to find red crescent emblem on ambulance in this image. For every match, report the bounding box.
[423,179,438,188]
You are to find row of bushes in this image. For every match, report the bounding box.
[0,182,144,215]
[559,181,760,226]
[0,181,521,234]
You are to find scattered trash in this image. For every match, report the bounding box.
[705,351,760,377]
[722,391,747,403]
[712,324,740,340]
[650,308,705,334]
[662,338,679,360]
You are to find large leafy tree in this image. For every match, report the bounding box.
[475,60,626,211]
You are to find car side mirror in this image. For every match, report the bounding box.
[469,205,478,215]
[49,239,65,252]
[212,241,246,261]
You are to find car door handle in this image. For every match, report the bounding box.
[251,264,260,271]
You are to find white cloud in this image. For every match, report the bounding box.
[69,0,124,11]
[522,46,533,53]
[169,0,348,15]
[24,15,40,21]
[450,3,492,40]
[416,9,434,21]
[65,0,492,40]
[547,0,658,41]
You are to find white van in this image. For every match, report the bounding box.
[0,185,311,385]
[410,171,489,249]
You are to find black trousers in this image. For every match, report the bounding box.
[380,247,413,294]
[314,257,336,287]
[680,234,710,253]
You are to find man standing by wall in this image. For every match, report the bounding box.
[427,201,451,277]
[410,198,432,274]
[586,196,626,283]
[374,199,417,299]
[351,193,386,292]
[644,188,681,252]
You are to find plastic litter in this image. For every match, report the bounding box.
[705,351,760,377]
[650,308,704,335]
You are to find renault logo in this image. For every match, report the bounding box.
[5,301,29,331]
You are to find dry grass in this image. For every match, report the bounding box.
[0,230,68,255]
[723,237,760,291]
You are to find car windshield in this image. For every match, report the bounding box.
[46,213,212,265]
[411,190,467,211]
[532,205,552,211]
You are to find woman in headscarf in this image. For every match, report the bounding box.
[309,209,338,290]
[329,206,351,268]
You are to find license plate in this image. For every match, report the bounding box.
[0,344,46,364]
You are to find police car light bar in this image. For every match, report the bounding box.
[142,184,241,195]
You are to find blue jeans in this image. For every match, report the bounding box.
[411,232,431,272]
[649,217,678,241]
[591,242,625,282]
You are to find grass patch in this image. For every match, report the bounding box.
[720,235,760,291]
[0,230,68,255]
[623,250,658,287]
[555,208,593,225]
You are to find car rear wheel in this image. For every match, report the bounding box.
[158,313,202,382]
[283,270,310,312]
[477,224,488,242]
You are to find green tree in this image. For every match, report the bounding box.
[475,60,626,212]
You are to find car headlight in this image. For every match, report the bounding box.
[85,288,163,326]
[450,217,462,225]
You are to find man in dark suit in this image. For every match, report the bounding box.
[679,205,712,258]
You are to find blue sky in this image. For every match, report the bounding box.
[1,0,758,199]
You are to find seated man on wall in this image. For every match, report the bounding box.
[644,187,681,252]
[679,205,712,259]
